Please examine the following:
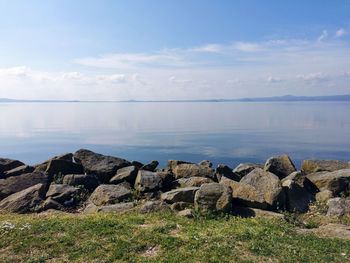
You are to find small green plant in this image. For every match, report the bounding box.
[53,172,64,184]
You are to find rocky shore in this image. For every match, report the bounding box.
[0,149,349,221]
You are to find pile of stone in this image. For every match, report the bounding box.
[0,149,349,219]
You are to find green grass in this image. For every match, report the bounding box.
[0,211,350,263]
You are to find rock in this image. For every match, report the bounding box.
[73,149,131,183]
[62,174,99,191]
[141,160,159,172]
[178,209,194,218]
[167,160,192,171]
[0,172,50,200]
[199,160,212,168]
[0,158,24,176]
[46,159,84,177]
[327,198,350,217]
[46,184,80,204]
[161,187,199,204]
[232,206,285,219]
[89,184,132,206]
[194,183,232,213]
[34,153,73,172]
[156,170,175,189]
[172,163,215,180]
[85,202,135,213]
[139,200,168,213]
[316,190,334,203]
[232,168,285,211]
[2,165,35,178]
[175,177,214,188]
[302,159,350,174]
[264,154,296,179]
[38,198,64,212]
[297,224,350,239]
[306,169,350,196]
[170,202,192,211]
[0,183,46,213]
[216,164,240,182]
[134,170,162,193]
[233,163,263,178]
[131,161,144,169]
[281,171,316,213]
[109,166,138,184]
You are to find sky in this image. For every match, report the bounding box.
[0,0,350,100]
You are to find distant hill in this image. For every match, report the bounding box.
[1,95,350,103]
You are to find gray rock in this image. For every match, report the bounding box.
[281,171,316,213]
[161,187,199,204]
[139,200,168,213]
[110,166,138,184]
[170,202,192,211]
[178,209,194,218]
[264,154,296,179]
[63,174,99,191]
[46,159,84,177]
[316,190,333,203]
[232,168,285,211]
[232,206,285,219]
[46,184,80,204]
[34,153,73,172]
[175,176,213,188]
[327,198,350,217]
[297,223,350,239]
[131,161,144,169]
[172,163,215,180]
[0,183,46,213]
[302,159,350,174]
[89,184,132,206]
[0,158,25,176]
[0,172,49,200]
[141,160,159,172]
[73,149,131,183]
[194,183,232,213]
[216,164,240,182]
[167,160,192,171]
[156,170,175,189]
[233,163,263,178]
[38,198,64,212]
[134,170,162,193]
[306,169,350,196]
[2,165,35,178]
[85,202,135,213]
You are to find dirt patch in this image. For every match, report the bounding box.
[141,245,160,258]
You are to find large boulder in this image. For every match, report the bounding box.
[46,184,80,204]
[175,177,214,188]
[73,149,131,183]
[216,164,240,182]
[167,160,192,171]
[89,184,132,206]
[161,187,199,204]
[0,183,46,213]
[84,202,135,213]
[302,159,350,174]
[232,168,285,211]
[2,165,35,178]
[194,183,232,213]
[45,159,84,177]
[0,158,24,176]
[264,154,296,179]
[141,160,159,172]
[134,170,162,193]
[0,172,50,200]
[327,198,350,217]
[281,171,317,213]
[34,153,73,172]
[110,166,138,184]
[306,169,350,196]
[172,162,215,180]
[233,163,263,178]
[62,174,99,191]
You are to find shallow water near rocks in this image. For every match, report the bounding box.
[0,101,349,168]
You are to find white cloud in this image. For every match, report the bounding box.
[97,74,126,83]
[296,72,329,82]
[318,30,328,42]
[169,76,192,84]
[191,44,223,53]
[267,77,283,83]
[335,28,347,38]
[232,42,263,52]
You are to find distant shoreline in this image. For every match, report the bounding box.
[1,94,350,103]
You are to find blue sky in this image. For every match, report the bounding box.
[0,0,350,100]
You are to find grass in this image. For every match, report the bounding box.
[0,211,350,263]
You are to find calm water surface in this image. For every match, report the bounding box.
[0,102,349,168]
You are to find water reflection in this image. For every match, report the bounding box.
[0,102,349,168]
